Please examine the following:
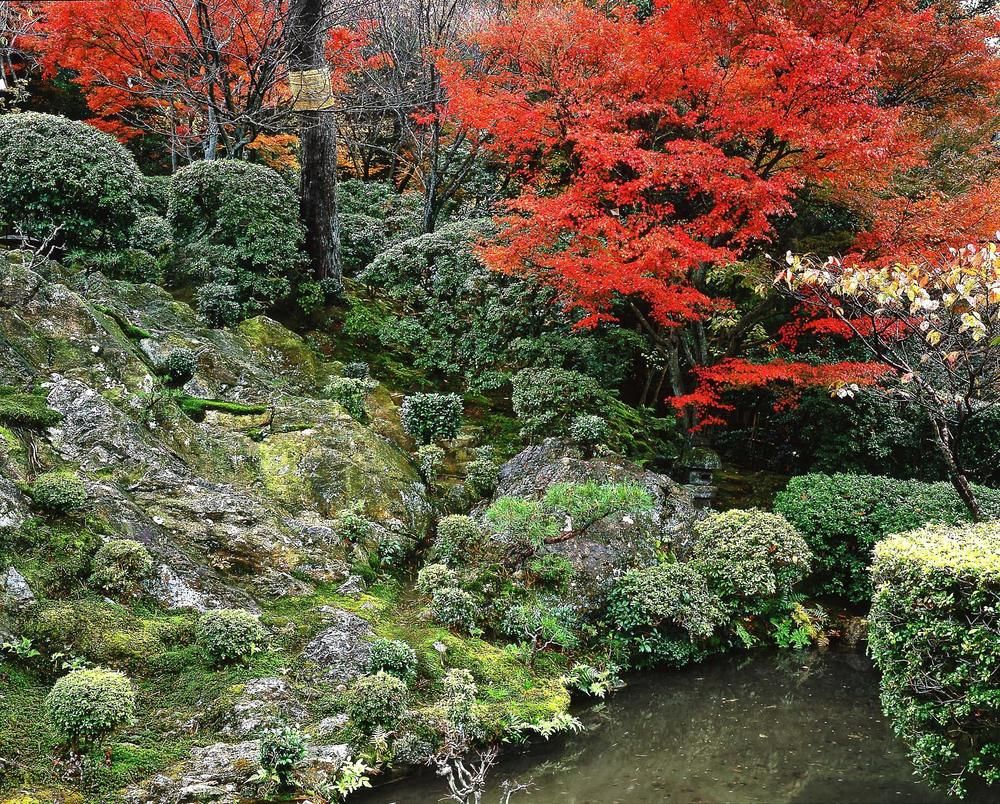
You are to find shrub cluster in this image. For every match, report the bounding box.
[159,348,198,385]
[324,376,376,421]
[256,726,308,789]
[570,414,610,455]
[774,473,1000,603]
[463,445,499,500]
[417,443,445,485]
[168,160,304,326]
[346,671,409,735]
[415,563,458,595]
[45,668,136,750]
[26,471,88,514]
[870,523,1000,798]
[400,392,463,444]
[197,609,266,664]
[429,586,479,633]
[0,112,142,251]
[429,515,483,567]
[89,539,155,599]
[367,637,418,682]
[511,367,607,440]
[131,213,174,256]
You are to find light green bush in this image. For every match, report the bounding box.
[570,414,610,455]
[159,348,198,385]
[45,668,136,750]
[415,563,459,596]
[400,392,463,445]
[511,367,607,440]
[429,515,484,567]
[774,473,1000,603]
[26,471,88,514]
[131,213,173,255]
[483,497,558,553]
[429,587,479,633]
[324,376,376,421]
[691,508,811,614]
[542,481,653,528]
[0,112,142,250]
[367,637,418,682]
[417,444,446,485]
[346,671,409,735]
[870,523,1000,798]
[89,539,154,599]
[255,725,308,789]
[196,609,266,664]
[463,445,499,500]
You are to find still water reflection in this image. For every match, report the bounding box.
[362,650,991,804]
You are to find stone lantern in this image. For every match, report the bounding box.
[678,445,720,509]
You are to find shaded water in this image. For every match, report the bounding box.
[364,650,991,804]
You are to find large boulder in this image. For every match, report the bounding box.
[489,440,698,610]
[1,566,36,612]
[299,607,374,684]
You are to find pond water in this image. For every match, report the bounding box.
[362,650,992,804]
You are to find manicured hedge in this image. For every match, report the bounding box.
[773,473,1000,603]
[870,523,1000,798]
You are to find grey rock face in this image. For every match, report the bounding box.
[219,678,307,739]
[488,439,698,611]
[0,566,35,612]
[0,470,28,531]
[300,607,374,683]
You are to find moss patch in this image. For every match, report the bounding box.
[174,395,268,422]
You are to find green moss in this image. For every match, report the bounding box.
[174,395,268,422]
[91,304,153,341]
[0,387,62,429]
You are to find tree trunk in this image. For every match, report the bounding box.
[930,416,982,521]
[286,0,342,286]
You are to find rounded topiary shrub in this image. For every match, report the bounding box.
[570,414,610,455]
[159,348,198,385]
[367,637,418,682]
[0,113,142,251]
[429,515,483,567]
[870,523,1000,798]
[323,376,376,421]
[429,586,479,633]
[90,539,154,599]
[131,213,174,255]
[400,392,463,445]
[691,508,811,613]
[197,608,267,664]
[346,671,409,735]
[45,668,136,750]
[415,562,459,595]
[168,160,304,325]
[27,471,88,514]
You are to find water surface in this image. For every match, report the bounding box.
[364,651,989,804]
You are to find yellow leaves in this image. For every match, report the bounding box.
[926,330,942,346]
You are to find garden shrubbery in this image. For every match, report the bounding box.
[324,376,376,421]
[774,473,1000,603]
[26,471,88,514]
[168,159,304,326]
[45,668,136,751]
[0,112,142,251]
[196,609,267,664]
[511,367,608,441]
[400,392,463,444]
[346,671,409,735]
[870,523,1000,798]
[90,539,154,599]
[367,637,418,682]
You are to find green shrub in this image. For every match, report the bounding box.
[131,213,173,255]
[45,668,136,750]
[511,367,607,440]
[0,389,62,429]
[255,725,308,789]
[158,348,198,385]
[342,361,371,380]
[870,523,1000,798]
[691,509,811,614]
[542,481,653,528]
[484,497,559,553]
[400,392,463,444]
[168,160,304,325]
[774,473,1000,603]
[527,554,576,592]
[26,471,88,514]
[570,414,609,455]
[89,539,154,599]
[77,246,163,283]
[334,506,374,545]
[463,445,499,500]
[429,515,483,567]
[324,376,376,421]
[196,609,266,664]
[367,637,418,682]
[340,212,388,274]
[429,587,479,633]
[417,444,446,486]
[606,562,725,668]
[415,563,459,595]
[346,671,409,735]
[0,112,141,250]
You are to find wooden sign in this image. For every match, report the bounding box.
[288,68,336,112]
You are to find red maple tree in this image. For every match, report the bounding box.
[443,0,1000,426]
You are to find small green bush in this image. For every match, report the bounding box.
[570,414,609,455]
[346,671,409,735]
[168,159,304,325]
[26,471,88,514]
[367,637,418,682]
[324,376,376,421]
[527,553,576,592]
[429,586,479,633]
[691,509,811,614]
[774,473,1000,603]
[197,609,266,664]
[0,112,142,250]
[415,563,459,595]
[464,445,499,500]
[429,515,483,567]
[342,361,371,380]
[335,506,374,545]
[606,562,725,668]
[0,389,62,429]
[400,392,463,444]
[45,668,136,750]
[484,497,558,552]
[131,213,173,255]
[158,348,198,385]
[511,367,607,440]
[870,523,1000,797]
[255,726,308,789]
[89,539,154,599]
[542,481,653,528]
[416,443,445,485]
